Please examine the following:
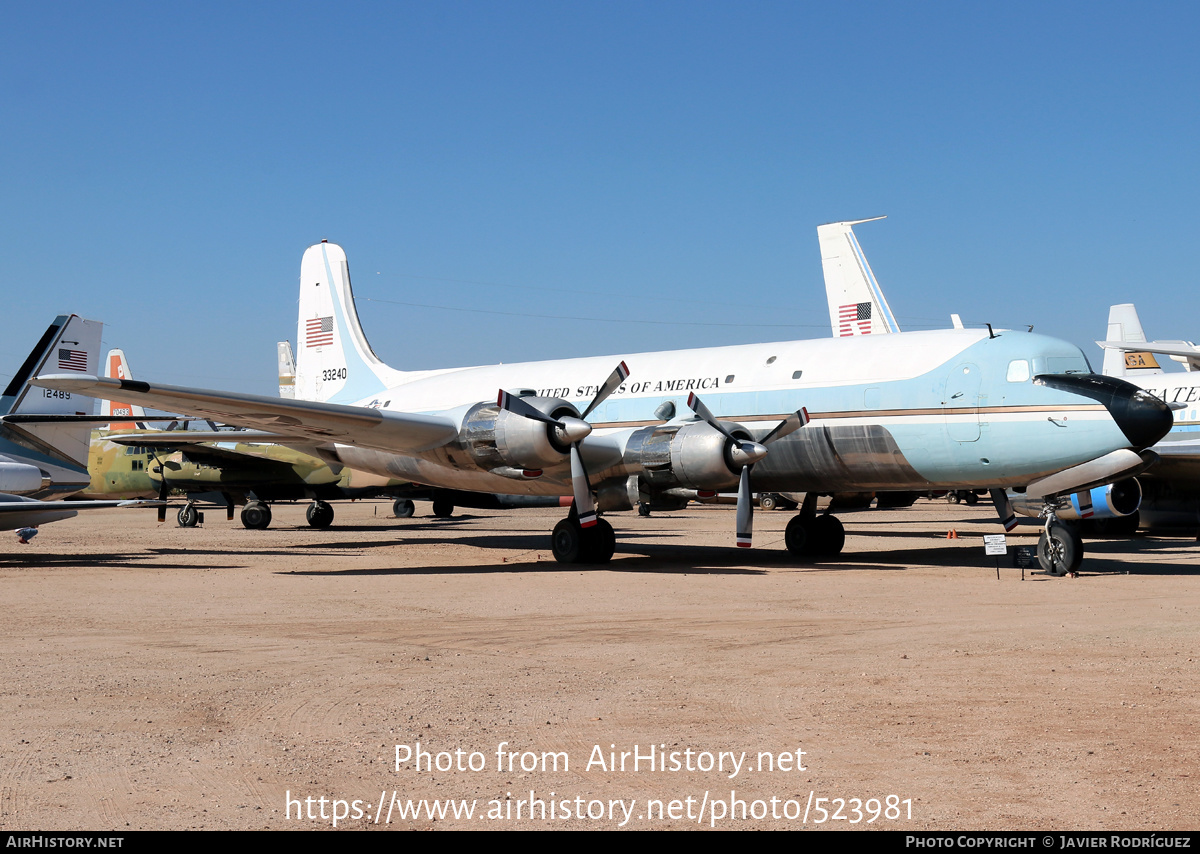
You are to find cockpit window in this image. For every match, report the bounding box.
[1047,355,1090,374]
[1006,360,1030,383]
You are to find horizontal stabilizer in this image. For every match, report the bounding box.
[1098,339,1200,372]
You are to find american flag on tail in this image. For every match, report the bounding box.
[57,348,88,371]
[838,302,873,336]
[306,316,334,348]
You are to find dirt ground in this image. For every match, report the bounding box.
[0,499,1197,831]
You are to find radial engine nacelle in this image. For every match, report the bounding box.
[1012,478,1143,522]
[623,420,755,492]
[459,396,587,474]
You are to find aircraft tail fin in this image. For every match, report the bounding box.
[100,349,147,430]
[0,314,103,475]
[818,217,900,337]
[1102,304,1162,377]
[277,341,296,399]
[295,241,404,404]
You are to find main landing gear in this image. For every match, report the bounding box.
[783,494,846,558]
[551,510,616,564]
[393,498,415,518]
[305,499,334,529]
[241,500,272,530]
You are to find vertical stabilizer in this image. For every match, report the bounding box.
[818,217,900,337]
[294,241,404,404]
[1102,304,1162,377]
[278,341,296,399]
[0,314,103,490]
[101,349,147,430]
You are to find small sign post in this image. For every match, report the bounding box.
[983,534,1007,579]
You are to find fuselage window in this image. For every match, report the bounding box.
[792,370,803,380]
[1006,360,1030,383]
[725,375,735,384]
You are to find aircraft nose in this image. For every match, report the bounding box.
[1034,373,1173,449]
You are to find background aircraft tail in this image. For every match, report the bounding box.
[277,341,296,399]
[100,349,148,430]
[0,314,103,486]
[294,241,405,404]
[1102,304,1163,377]
[818,217,900,337]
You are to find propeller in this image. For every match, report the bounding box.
[499,361,629,528]
[685,392,809,548]
[148,449,169,522]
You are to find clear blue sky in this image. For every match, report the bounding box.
[2,1,1197,395]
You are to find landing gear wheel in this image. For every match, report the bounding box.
[585,518,616,563]
[552,518,584,563]
[811,514,845,556]
[785,514,845,557]
[785,515,812,556]
[432,499,454,518]
[637,503,651,517]
[552,518,616,564]
[177,503,199,528]
[759,494,778,512]
[306,500,334,528]
[964,491,979,506]
[241,501,272,530]
[1038,524,1083,576]
[393,498,415,518]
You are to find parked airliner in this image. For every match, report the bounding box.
[34,240,1171,572]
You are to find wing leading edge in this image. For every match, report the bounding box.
[31,375,459,454]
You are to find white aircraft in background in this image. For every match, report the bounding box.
[0,316,160,530]
[1092,303,1200,529]
[35,239,1172,575]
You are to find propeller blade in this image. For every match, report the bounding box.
[151,451,168,523]
[735,465,753,548]
[989,488,1019,532]
[497,390,563,428]
[760,408,810,446]
[570,444,597,527]
[579,361,630,420]
[685,392,737,442]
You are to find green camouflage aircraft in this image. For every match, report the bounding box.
[85,349,565,529]
[85,428,417,528]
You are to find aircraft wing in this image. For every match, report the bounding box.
[1097,339,1200,367]
[107,430,289,444]
[1149,436,1200,461]
[32,375,459,454]
[0,494,165,528]
[0,498,164,513]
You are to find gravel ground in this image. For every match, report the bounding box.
[1,499,1197,830]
